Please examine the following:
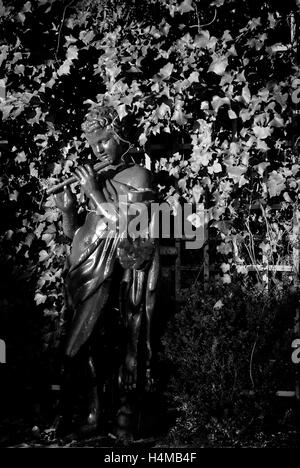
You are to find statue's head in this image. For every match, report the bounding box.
[82,105,126,164]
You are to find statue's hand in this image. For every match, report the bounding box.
[74,164,98,198]
[54,186,76,213]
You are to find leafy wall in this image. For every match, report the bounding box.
[0,0,300,351]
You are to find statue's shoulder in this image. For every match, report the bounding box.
[112,164,152,189]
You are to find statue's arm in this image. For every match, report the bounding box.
[61,209,79,240]
[74,165,119,223]
[54,187,79,240]
[72,164,154,224]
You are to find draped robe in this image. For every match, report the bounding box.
[63,165,156,358]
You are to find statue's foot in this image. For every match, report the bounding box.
[115,400,135,443]
[78,421,99,437]
[115,428,134,445]
[38,427,59,444]
[37,415,67,444]
[119,354,138,392]
[78,403,100,437]
[145,367,156,393]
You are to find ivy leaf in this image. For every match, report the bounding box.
[23,2,32,13]
[213,299,224,310]
[253,125,272,139]
[194,30,210,48]
[178,0,194,14]
[172,101,188,125]
[227,165,247,183]
[217,242,232,255]
[191,150,211,168]
[208,161,222,174]
[39,249,49,262]
[35,222,46,238]
[1,103,13,120]
[270,116,284,128]
[222,274,231,284]
[18,12,26,23]
[42,233,55,245]
[15,151,26,163]
[192,184,202,203]
[0,78,5,100]
[35,293,47,306]
[0,0,10,17]
[211,95,230,112]
[67,45,78,61]
[188,71,199,83]
[24,233,35,247]
[14,64,25,75]
[156,103,171,119]
[159,62,174,79]
[65,35,77,45]
[0,45,8,67]
[29,163,39,178]
[258,88,269,101]
[45,76,56,88]
[79,30,95,45]
[57,60,71,76]
[208,56,228,76]
[256,139,269,151]
[242,85,251,104]
[228,109,237,119]
[239,109,251,122]
[283,192,293,203]
[267,171,286,197]
[139,132,147,146]
[9,190,19,201]
[221,263,230,273]
[117,104,127,120]
[292,164,300,176]
[187,213,202,228]
[249,17,262,31]
[53,162,62,175]
[254,162,270,176]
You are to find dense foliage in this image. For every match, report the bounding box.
[0,0,300,441]
[161,282,299,445]
[1,1,300,311]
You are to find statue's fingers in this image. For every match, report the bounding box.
[85,164,94,176]
[64,187,75,203]
[74,166,83,175]
[74,169,82,181]
[74,167,86,180]
[64,185,73,196]
[78,165,89,177]
[103,154,112,163]
[53,193,61,205]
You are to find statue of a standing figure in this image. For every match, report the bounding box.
[52,106,160,440]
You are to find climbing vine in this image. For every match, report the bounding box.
[0,0,300,341]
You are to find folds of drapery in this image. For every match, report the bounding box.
[64,183,157,358]
[64,228,122,357]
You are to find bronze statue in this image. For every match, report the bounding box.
[51,106,160,440]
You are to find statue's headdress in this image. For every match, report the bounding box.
[81,99,133,155]
[82,105,119,135]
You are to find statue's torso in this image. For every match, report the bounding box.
[69,164,151,265]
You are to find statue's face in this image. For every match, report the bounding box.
[85,125,121,164]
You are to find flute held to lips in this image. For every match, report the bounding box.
[46,157,112,196]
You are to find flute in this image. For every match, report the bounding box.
[46,158,112,196]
